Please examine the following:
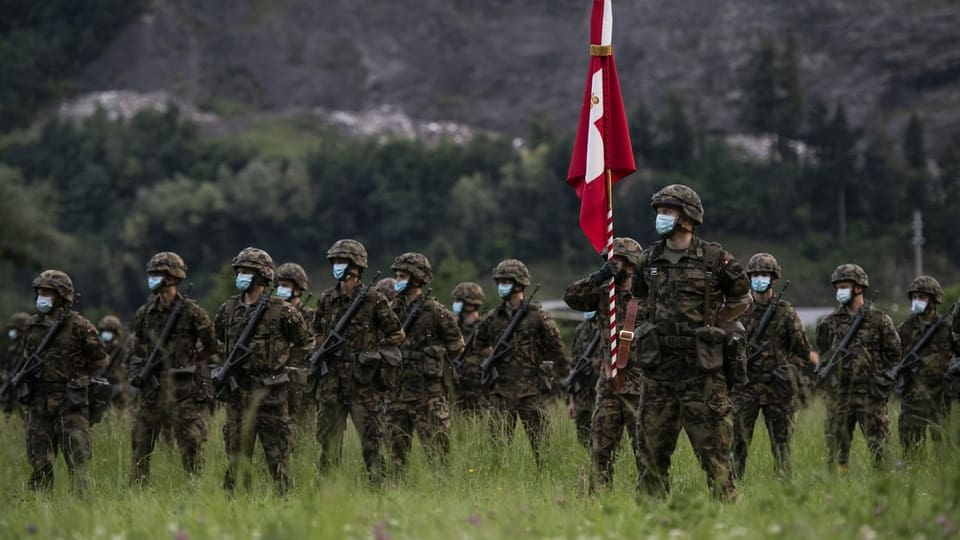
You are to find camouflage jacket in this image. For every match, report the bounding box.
[392,293,464,401]
[633,237,751,380]
[816,304,901,392]
[101,333,134,383]
[743,297,812,375]
[215,293,310,379]
[22,311,105,388]
[135,293,219,372]
[563,278,642,394]
[569,318,603,401]
[454,317,484,384]
[476,301,570,398]
[286,302,316,367]
[896,313,959,389]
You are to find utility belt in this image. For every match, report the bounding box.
[33,380,67,393]
[496,366,542,378]
[657,335,697,349]
[401,349,426,361]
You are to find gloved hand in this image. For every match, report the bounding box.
[589,260,619,285]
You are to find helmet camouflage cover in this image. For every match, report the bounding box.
[232,247,276,281]
[391,252,433,284]
[451,282,485,305]
[7,312,31,332]
[493,259,531,287]
[98,315,123,332]
[146,251,188,279]
[603,237,643,267]
[650,184,704,225]
[375,277,399,301]
[831,264,869,288]
[277,262,309,291]
[907,275,943,304]
[32,269,75,303]
[746,253,782,279]
[326,239,368,269]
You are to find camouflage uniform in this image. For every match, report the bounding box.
[276,262,317,435]
[386,253,464,473]
[634,185,750,501]
[732,253,813,478]
[476,259,570,467]
[895,276,960,456]
[3,312,31,378]
[21,270,107,493]
[451,282,487,415]
[130,252,218,483]
[97,315,133,410]
[563,237,645,489]
[215,247,310,493]
[313,239,405,481]
[816,264,900,468]
[568,317,602,447]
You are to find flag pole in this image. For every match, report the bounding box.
[605,168,619,387]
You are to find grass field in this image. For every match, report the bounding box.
[1,398,958,539]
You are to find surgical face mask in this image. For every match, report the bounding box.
[584,310,597,321]
[7,329,17,340]
[911,299,928,314]
[394,280,408,293]
[836,287,852,305]
[452,301,464,315]
[751,276,772,293]
[497,283,514,299]
[332,263,349,280]
[276,286,293,300]
[100,331,115,343]
[147,276,164,292]
[235,273,254,292]
[655,214,677,236]
[36,295,54,314]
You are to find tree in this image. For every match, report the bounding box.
[738,41,778,134]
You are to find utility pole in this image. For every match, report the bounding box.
[912,209,924,276]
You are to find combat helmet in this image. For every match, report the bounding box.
[146,252,187,279]
[907,275,943,304]
[32,269,75,303]
[603,237,643,267]
[650,184,704,225]
[493,259,531,287]
[98,315,122,332]
[375,277,399,302]
[326,239,368,269]
[831,264,869,288]
[232,247,275,281]
[391,252,432,284]
[7,312,31,332]
[451,282,485,305]
[747,253,782,280]
[277,262,309,291]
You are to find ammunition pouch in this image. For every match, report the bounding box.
[259,372,290,407]
[285,366,309,386]
[422,345,447,377]
[694,326,726,372]
[65,377,89,413]
[635,321,660,368]
[88,376,112,424]
[870,371,895,403]
[771,364,800,401]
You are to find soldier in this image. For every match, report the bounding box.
[731,253,818,479]
[476,259,570,468]
[18,270,107,493]
[129,252,218,485]
[815,264,900,471]
[386,253,464,474]
[563,237,645,489]
[215,247,310,494]
[567,311,602,448]
[97,315,133,410]
[313,239,404,482]
[634,184,751,501]
[451,282,487,415]
[2,312,30,378]
[895,275,959,458]
[376,277,400,304]
[275,262,317,435]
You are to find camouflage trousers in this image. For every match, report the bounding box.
[316,391,386,482]
[731,388,796,478]
[455,379,489,416]
[287,377,316,438]
[223,388,293,494]
[385,392,451,474]
[573,387,597,449]
[898,385,950,457]
[130,395,207,483]
[26,399,91,493]
[824,390,889,468]
[590,390,641,490]
[488,393,550,467]
[637,376,736,501]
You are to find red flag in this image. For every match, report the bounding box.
[567,0,636,253]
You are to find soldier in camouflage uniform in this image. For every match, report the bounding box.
[313,239,405,482]
[386,253,464,473]
[215,247,310,494]
[3,312,30,379]
[19,270,107,493]
[451,282,487,415]
[376,277,400,304]
[566,312,602,448]
[731,253,818,478]
[816,264,900,470]
[563,237,645,489]
[96,315,133,410]
[275,262,317,435]
[634,185,751,501]
[129,252,219,485]
[895,275,960,458]
[476,259,570,467]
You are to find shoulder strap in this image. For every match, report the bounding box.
[702,243,723,326]
[616,298,640,370]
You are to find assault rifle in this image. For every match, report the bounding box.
[815,290,878,387]
[480,284,541,386]
[746,280,790,364]
[307,272,380,381]
[130,283,193,396]
[451,327,478,378]
[885,314,944,396]
[0,305,72,412]
[401,288,432,334]
[562,328,601,394]
[211,288,272,399]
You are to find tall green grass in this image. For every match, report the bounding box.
[1,398,957,539]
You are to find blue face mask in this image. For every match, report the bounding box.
[147,276,164,292]
[497,283,514,299]
[332,263,348,280]
[36,295,54,314]
[836,287,852,305]
[656,214,677,236]
[394,280,408,293]
[276,286,293,300]
[584,311,597,321]
[751,276,772,293]
[235,273,254,292]
[452,301,464,315]
[910,299,928,314]
[8,329,17,340]
[100,331,115,343]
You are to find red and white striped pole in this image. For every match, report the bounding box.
[605,169,619,383]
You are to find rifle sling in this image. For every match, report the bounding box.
[615,298,640,369]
